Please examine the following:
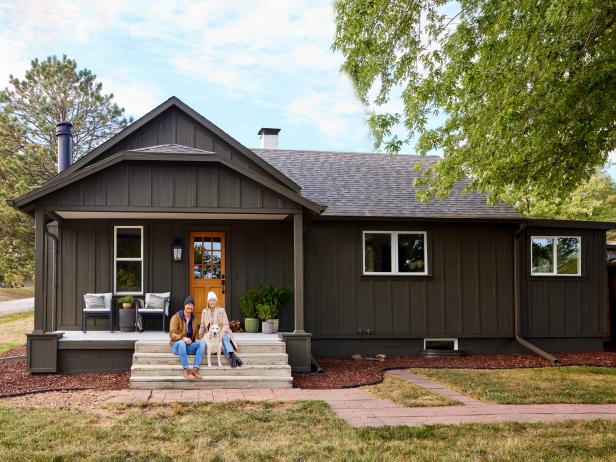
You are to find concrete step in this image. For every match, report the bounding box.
[130,375,293,389]
[134,340,286,354]
[133,352,289,366]
[131,364,291,377]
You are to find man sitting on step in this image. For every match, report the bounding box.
[169,296,205,380]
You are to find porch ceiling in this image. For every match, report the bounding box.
[55,211,290,220]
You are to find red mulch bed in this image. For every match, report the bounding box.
[293,353,616,389]
[0,347,129,397]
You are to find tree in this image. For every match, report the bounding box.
[0,55,130,286]
[333,0,616,207]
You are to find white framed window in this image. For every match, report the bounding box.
[530,235,581,276]
[114,226,144,295]
[363,231,428,275]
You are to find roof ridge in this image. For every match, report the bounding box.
[252,148,441,159]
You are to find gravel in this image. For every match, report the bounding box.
[293,352,616,389]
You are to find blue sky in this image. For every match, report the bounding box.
[1,0,614,177]
[0,0,376,152]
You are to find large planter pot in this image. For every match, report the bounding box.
[261,320,274,335]
[270,318,279,334]
[244,317,260,333]
[119,309,136,332]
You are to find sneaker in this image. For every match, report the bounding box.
[183,369,195,380]
[191,369,204,380]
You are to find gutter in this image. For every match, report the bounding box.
[513,223,560,364]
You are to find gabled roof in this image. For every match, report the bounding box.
[254,149,524,219]
[46,96,301,193]
[10,146,324,214]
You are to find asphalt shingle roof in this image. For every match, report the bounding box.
[253,149,522,219]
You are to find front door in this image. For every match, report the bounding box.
[189,231,226,320]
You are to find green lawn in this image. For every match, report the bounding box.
[0,311,32,353]
[363,375,460,407]
[0,402,615,461]
[416,367,616,404]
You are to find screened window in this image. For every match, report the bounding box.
[363,231,427,275]
[531,236,581,276]
[114,226,143,294]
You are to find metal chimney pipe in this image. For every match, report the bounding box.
[258,128,281,149]
[56,121,73,173]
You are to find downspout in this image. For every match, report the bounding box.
[43,223,59,332]
[514,223,560,364]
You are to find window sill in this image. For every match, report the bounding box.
[360,274,433,281]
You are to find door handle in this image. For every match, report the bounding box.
[221,274,225,294]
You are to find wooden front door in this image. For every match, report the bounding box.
[189,231,226,320]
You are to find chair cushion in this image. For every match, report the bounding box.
[144,292,170,314]
[145,294,166,310]
[84,294,107,311]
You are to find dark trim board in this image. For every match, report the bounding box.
[311,337,605,357]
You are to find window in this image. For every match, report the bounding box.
[114,226,143,294]
[363,231,427,275]
[530,236,581,276]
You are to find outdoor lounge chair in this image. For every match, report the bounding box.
[135,292,170,331]
[82,292,114,333]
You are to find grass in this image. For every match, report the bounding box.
[416,367,616,404]
[0,287,33,303]
[363,375,460,407]
[0,401,615,461]
[0,311,32,353]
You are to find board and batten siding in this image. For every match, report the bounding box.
[48,220,294,331]
[38,161,299,211]
[520,227,607,338]
[84,107,284,186]
[304,220,515,339]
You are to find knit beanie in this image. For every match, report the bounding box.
[207,291,217,301]
[184,296,196,306]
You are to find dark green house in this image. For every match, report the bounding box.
[10,97,614,374]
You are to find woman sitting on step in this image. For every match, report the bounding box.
[199,291,243,368]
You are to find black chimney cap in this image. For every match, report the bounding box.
[56,121,73,136]
[258,128,281,135]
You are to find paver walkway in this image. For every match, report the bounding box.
[110,369,616,427]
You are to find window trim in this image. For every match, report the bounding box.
[530,235,581,277]
[362,230,428,276]
[114,225,144,295]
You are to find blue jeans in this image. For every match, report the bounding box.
[171,339,205,369]
[200,334,234,358]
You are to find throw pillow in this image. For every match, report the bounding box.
[84,294,106,310]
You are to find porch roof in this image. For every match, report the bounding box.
[9,145,325,216]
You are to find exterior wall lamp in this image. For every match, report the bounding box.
[172,239,183,261]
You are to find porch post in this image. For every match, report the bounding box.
[33,207,46,333]
[279,211,311,372]
[293,212,305,333]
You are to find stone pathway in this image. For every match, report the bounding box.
[109,369,616,427]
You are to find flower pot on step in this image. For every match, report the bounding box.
[244,317,260,333]
[261,320,274,334]
[270,318,279,333]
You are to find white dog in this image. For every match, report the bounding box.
[204,323,223,367]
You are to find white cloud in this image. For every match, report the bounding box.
[99,71,164,119]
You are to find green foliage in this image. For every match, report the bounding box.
[240,283,292,320]
[118,295,134,306]
[334,0,616,208]
[256,303,277,321]
[239,288,259,318]
[0,55,130,286]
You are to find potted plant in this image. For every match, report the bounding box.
[118,295,135,332]
[257,283,292,334]
[257,303,277,334]
[239,289,260,333]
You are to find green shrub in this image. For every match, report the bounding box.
[119,295,134,305]
[239,289,259,318]
[256,303,277,321]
